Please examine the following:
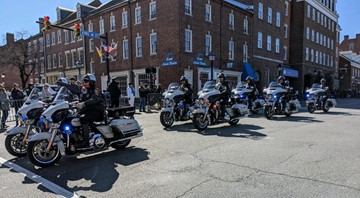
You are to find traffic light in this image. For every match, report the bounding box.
[42,16,51,31]
[74,23,80,37]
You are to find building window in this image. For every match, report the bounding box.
[64,31,69,44]
[135,7,141,24]
[331,56,333,67]
[78,48,84,63]
[123,39,129,59]
[58,53,63,67]
[311,30,315,42]
[70,31,75,42]
[321,14,324,25]
[150,33,157,54]
[284,24,288,38]
[276,12,280,27]
[283,46,287,61]
[205,34,212,56]
[185,29,192,52]
[46,34,50,47]
[185,0,192,15]
[149,1,157,20]
[331,39,334,50]
[285,2,289,16]
[316,32,319,43]
[258,3,263,19]
[78,24,83,41]
[307,5,311,18]
[312,8,315,21]
[122,11,128,28]
[99,18,104,34]
[88,22,93,32]
[57,30,61,43]
[311,49,314,62]
[205,3,211,22]
[136,36,142,57]
[328,37,330,48]
[53,54,57,68]
[229,13,234,30]
[306,27,309,40]
[243,17,248,34]
[65,52,70,68]
[258,32,263,48]
[90,59,94,73]
[89,39,94,52]
[349,43,354,51]
[320,34,323,45]
[267,35,271,51]
[317,11,320,23]
[323,35,326,47]
[305,47,309,61]
[315,51,318,64]
[229,40,234,60]
[275,38,280,53]
[51,32,56,45]
[33,40,37,52]
[327,54,330,66]
[332,21,334,32]
[324,16,327,27]
[267,7,272,23]
[319,52,322,65]
[47,55,51,69]
[72,50,77,67]
[39,38,44,52]
[243,42,248,62]
[110,15,116,31]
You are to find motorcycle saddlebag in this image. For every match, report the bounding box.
[107,106,135,118]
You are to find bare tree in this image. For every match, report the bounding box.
[0,31,42,89]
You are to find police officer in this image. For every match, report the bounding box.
[245,76,256,110]
[319,78,329,106]
[278,76,290,112]
[76,74,105,147]
[216,73,231,119]
[179,76,193,118]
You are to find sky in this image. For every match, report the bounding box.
[0,0,359,44]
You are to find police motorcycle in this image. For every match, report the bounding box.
[5,87,52,157]
[263,81,301,119]
[305,83,337,113]
[232,82,264,114]
[192,80,249,131]
[160,83,194,128]
[26,86,143,167]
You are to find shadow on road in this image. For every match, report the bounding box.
[3,146,149,195]
[167,122,267,140]
[270,115,323,123]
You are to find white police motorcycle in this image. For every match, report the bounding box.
[160,83,194,128]
[192,81,249,131]
[232,82,265,114]
[263,81,301,119]
[305,83,337,113]
[26,87,143,167]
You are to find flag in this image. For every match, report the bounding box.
[101,42,117,56]
[95,46,102,58]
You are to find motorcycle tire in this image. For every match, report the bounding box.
[323,106,330,113]
[5,134,27,157]
[228,119,239,126]
[307,104,316,114]
[251,109,259,114]
[27,140,61,168]
[192,114,209,131]
[110,140,131,149]
[160,112,175,128]
[264,106,273,120]
[285,111,292,117]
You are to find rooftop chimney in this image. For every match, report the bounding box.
[6,33,14,45]
[344,35,349,40]
[356,34,360,40]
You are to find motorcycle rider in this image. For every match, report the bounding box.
[245,76,256,111]
[216,73,231,119]
[76,74,105,147]
[319,78,329,106]
[278,76,290,112]
[179,76,193,119]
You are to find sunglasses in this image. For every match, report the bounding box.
[83,80,89,83]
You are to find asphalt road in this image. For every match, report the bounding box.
[0,99,360,198]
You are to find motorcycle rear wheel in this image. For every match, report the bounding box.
[228,119,239,126]
[27,140,61,167]
[307,104,316,113]
[5,134,27,157]
[110,140,131,149]
[323,106,330,112]
[160,112,175,128]
[193,114,209,131]
[264,106,273,120]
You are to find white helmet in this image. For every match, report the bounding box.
[82,73,96,85]
[56,78,69,85]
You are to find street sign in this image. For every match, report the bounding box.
[162,60,178,66]
[81,30,100,39]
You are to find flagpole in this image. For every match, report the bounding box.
[105,32,110,85]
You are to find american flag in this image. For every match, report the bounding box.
[101,42,117,56]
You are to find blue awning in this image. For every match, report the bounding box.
[241,62,258,81]
[283,67,299,78]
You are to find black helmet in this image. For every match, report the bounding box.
[218,73,226,79]
[320,78,326,83]
[278,76,285,81]
[56,78,68,85]
[82,73,96,85]
[246,76,253,81]
[180,76,188,82]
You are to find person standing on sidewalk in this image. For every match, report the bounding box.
[0,85,10,129]
[108,78,121,108]
[138,82,147,112]
[10,83,25,126]
[127,83,135,107]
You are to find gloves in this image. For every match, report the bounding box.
[76,102,85,110]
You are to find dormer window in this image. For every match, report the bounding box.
[57,8,61,21]
[77,5,81,18]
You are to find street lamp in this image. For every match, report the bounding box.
[208,51,215,80]
[277,64,283,77]
[1,73,5,86]
[76,60,83,80]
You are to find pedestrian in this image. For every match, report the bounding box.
[154,84,163,94]
[41,83,52,100]
[11,83,25,126]
[108,78,121,108]
[69,77,81,97]
[138,82,147,112]
[0,84,10,130]
[25,83,34,96]
[144,83,151,112]
[127,83,135,107]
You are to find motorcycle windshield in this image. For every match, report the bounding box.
[202,81,216,91]
[53,87,72,103]
[25,88,41,103]
[235,82,246,90]
[167,83,180,92]
[311,83,321,89]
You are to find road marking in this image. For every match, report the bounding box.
[0,157,79,198]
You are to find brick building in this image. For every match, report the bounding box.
[289,0,338,92]
[338,51,360,94]
[339,34,360,54]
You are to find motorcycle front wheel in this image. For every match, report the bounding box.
[193,114,209,131]
[323,105,330,112]
[5,134,27,157]
[264,106,274,120]
[307,103,316,113]
[228,119,239,126]
[27,140,61,167]
[160,111,175,128]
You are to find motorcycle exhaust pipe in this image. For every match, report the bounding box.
[109,132,144,146]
